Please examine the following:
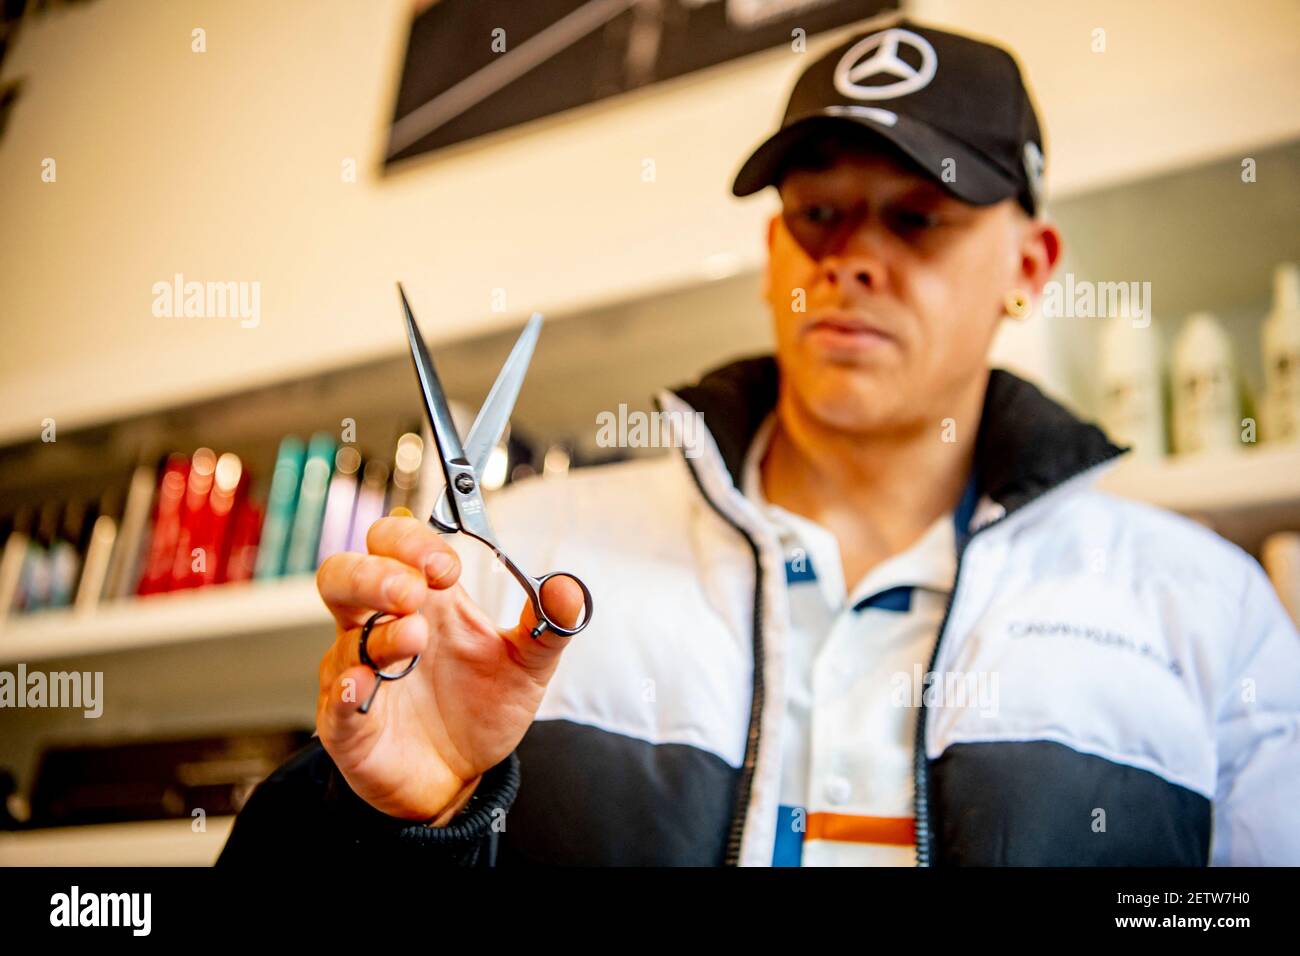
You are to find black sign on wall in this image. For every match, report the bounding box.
[386,0,898,165]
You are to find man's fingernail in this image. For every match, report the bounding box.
[425,552,454,581]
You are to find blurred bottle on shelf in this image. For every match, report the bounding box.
[346,459,389,554]
[1261,262,1300,445]
[204,452,249,586]
[284,433,336,575]
[0,507,34,619]
[254,436,305,580]
[167,447,218,591]
[102,460,160,602]
[18,501,60,611]
[137,454,191,596]
[1098,314,1166,461]
[1170,313,1244,456]
[46,498,90,608]
[74,487,122,613]
[222,497,262,584]
[386,431,424,515]
[317,445,361,564]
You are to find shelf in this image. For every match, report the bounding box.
[0,577,328,665]
[1096,442,1300,515]
[0,816,234,866]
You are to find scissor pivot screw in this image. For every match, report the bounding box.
[454,474,476,494]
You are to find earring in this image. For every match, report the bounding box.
[1004,289,1032,319]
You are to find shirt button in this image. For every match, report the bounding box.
[823,775,852,805]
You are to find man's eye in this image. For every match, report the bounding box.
[798,204,841,225]
[890,209,938,232]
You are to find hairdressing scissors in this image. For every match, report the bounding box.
[357,284,594,713]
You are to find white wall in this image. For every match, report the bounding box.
[1,0,1297,444]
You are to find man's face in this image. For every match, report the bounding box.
[765,145,1042,435]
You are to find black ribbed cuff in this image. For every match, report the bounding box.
[392,752,520,849]
[323,751,520,859]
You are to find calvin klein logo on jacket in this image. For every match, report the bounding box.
[1007,618,1183,676]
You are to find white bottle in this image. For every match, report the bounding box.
[1261,263,1300,444]
[1170,313,1242,455]
[1098,315,1166,460]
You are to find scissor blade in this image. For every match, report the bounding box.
[397,283,467,468]
[464,312,542,478]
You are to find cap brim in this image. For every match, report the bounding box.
[731,111,1020,207]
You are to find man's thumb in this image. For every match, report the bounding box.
[501,575,587,671]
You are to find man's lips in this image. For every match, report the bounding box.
[802,314,897,349]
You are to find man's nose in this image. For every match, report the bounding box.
[822,253,882,296]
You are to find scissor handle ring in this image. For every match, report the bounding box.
[529,572,594,639]
[359,610,422,680]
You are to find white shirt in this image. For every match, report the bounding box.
[741,413,975,866]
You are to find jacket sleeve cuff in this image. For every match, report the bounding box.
[323,751,521,857]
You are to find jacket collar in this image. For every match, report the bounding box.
[668,355,1128,518]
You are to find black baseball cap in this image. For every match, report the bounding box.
[732,17,1046,216]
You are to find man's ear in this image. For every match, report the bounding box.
[1019,217,1064,298]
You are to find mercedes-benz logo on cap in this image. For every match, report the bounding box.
[833,28,937,102]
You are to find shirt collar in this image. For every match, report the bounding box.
[740,411,972,611]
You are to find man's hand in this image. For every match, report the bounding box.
[314,515,585,823]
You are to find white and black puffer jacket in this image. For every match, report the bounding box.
[218,357,1300,867]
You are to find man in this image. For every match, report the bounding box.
[218,18,1300,867]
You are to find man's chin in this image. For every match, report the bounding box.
[793,373,907,434]
[811,403,901,434]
